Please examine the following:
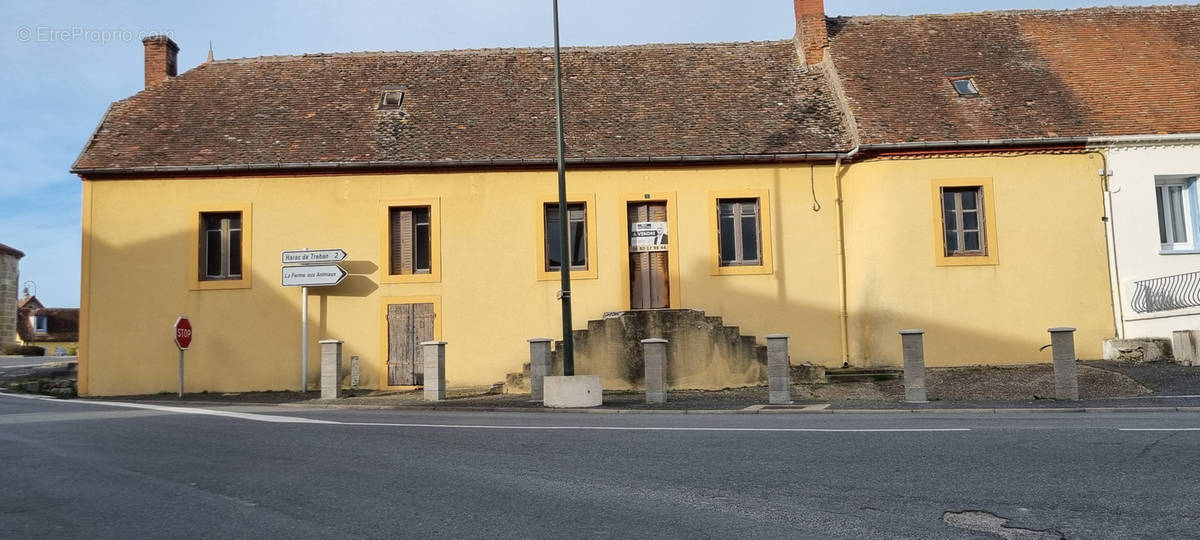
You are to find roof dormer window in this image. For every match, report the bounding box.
[379,89,404,110]
[949,76,980,97]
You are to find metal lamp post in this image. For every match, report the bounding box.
[552,0,575,376]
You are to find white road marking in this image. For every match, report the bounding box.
[336,422,971,433]
[84,400,340,424]
[0,393,334,424]
[0,394,970,432]
[1119,428,1200,432]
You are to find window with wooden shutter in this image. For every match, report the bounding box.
[390,206,432,275]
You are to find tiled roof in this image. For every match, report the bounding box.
[0,242,24,259]
[16,307,79,344]
[829,5,1200,145]
[73,41,852,173]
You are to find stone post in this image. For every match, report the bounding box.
[766,334,791,404]
[528,338,553,401]
[1049,327,1079,401]
[319,339,343,400]
[642,338,668,404]
[350,356,360,390]
[899,329,927,402]
[422,341,447,401]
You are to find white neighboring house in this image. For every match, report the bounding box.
[1105,135,1200,340]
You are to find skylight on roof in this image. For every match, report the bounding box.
[379,89,404,109]
[950,76,980,97]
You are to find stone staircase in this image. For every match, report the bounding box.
[542,309,768,391]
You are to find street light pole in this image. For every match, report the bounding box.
[552,0,575,376]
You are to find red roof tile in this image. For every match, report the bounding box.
[829,6,1200,144]
[73,42,852,173]
[16,307,79,344]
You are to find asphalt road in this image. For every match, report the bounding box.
[1,394,1198,539]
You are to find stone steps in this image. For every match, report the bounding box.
[505,309,769,391]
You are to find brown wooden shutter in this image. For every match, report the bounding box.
[390,208,416,275]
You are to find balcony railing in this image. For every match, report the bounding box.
[1131,270,1200,313]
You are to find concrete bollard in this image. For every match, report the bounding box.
[422,341,447,401]
[528,338,553,401]
[319,339,343,400]
[899,329,928,403]
[766,334,791,404]
[1049,327,1079,400]
[350,356,360,390]
[642,338,668,404]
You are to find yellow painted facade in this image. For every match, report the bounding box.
[839,153,1114,366]
[79,153,1115,396]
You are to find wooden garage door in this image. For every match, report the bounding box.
[387,303,435,386]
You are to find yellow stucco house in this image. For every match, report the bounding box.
[73,2,1199,396]
[15,294,79,356]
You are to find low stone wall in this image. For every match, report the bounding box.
[0,359,77,398]
[1103,338,1172,363]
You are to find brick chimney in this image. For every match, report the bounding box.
[142,35,179,88]
[794,0,828,65]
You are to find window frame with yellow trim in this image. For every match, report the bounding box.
[931,178,999,267]
[708,189,774,276]
[534,194,598,281]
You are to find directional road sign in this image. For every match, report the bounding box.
[282,264,347,287]
[282,249,348,264]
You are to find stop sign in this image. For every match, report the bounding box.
[174,317,193,350]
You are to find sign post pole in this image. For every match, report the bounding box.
[280,248,348,394]
[178,349,185,398]
[301,285,308,392]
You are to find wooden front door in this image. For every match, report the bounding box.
[387,303,435,386]
[628,201,670,309]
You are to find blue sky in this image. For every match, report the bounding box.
[0,0,1190,307]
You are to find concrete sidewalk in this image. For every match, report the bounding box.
[27,357,1200,414]
[70,385,1200,415]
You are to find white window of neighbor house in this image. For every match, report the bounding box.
[1156,176,1199,252]
[717,198,762,266]
[32,315,48,335]
[200,212,243,280]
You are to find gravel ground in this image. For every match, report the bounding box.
[1085,360,1200,396]
[82,361,1198,410]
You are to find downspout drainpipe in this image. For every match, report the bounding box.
[1089,149,1126,339]
[834,146,861,368]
